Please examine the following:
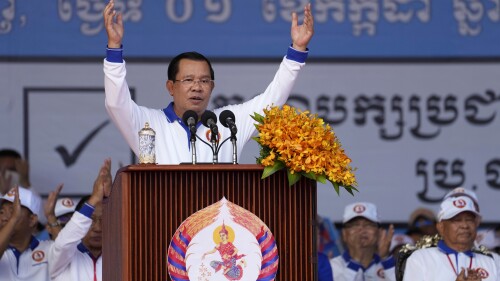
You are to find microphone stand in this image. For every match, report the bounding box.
[230,133,237,164]
[190,128,197,165]
[211,132,218,164]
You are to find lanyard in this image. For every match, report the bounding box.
[446,254,473,276]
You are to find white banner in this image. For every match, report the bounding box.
[1,61,499,222]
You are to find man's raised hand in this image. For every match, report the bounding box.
[291,3,314,52]
[103,0,123,48]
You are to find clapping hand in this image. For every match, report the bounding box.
[378,224,394,259]
[456,268,483,281]
[88,158,112,206]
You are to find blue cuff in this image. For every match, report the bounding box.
[381,255,395,269]
[106,45,123,63]
[286,44,308,63]
[78,202,95,219]
[347,260,362,272]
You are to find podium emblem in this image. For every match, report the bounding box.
[167,197,279,281]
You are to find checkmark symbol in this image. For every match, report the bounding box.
[55,120,111,167]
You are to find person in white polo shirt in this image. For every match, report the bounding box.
[0,186,52,281]
[48,159,111,281]
[330,202,396,281]
[403,196,498,281]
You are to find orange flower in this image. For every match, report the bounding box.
[252,105,357,193]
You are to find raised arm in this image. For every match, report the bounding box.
[49,159,112,278]
[103,0,123,49]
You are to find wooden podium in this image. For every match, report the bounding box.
[103,164,317,281]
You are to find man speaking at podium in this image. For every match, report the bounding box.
[102,0,314,164]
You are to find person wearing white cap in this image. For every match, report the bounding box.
[0,186,52,281]
[330,202,396,281]
[444,187,500,274]
[403,196,498,281]
[48,159,111,281]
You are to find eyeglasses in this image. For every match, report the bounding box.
[173,78,213,87]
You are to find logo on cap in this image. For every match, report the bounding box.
[353,204,366,214]
[61,198,74,207]
[477,268,489,278]
[32,250,45,262]
[453,199,467,208]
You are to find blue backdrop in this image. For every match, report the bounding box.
[1,0,500,58]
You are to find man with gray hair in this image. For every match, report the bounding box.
[403,196,498,280]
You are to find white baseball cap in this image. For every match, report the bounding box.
[1,186,42,216]
[444,187,479,206]
[343,202,380,223]
[54,198,78,218]
[437,196,481,222]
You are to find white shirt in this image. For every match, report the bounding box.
[104,47,307,164]
[48,204,102,281]
[0,237,52,281]
[330,251,397,281]
[403,240,499,281]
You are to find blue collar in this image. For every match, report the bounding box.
[77,242,101,260]
[342,250,380,271]
[437,240,474,257]
[28,236,39,250]
[162,102,203,147]
[163,102,179,124]
[8,236,40,274]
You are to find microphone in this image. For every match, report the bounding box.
[182,110,198,139]
[201,110,219,163]
[182,110,199,164]
[201,111,218,137]
[219,110,237,135]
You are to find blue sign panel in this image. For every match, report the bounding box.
[1,0,499,58]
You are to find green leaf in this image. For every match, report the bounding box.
[261,161,285,179]
[251,112,265,123]
[332,181,340,195]
[302,172,317,180]
[251,136,260,143]
[349,186,359,193]
[344,185,359,196]
[287,170,302,186]
[345,186,355,196]
[316,174,327,184]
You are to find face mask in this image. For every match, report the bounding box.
[3,170,20,187]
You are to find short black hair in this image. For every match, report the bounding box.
[167,52,214,81]
[0,149,22,159]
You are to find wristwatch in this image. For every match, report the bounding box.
[48,221,61,227]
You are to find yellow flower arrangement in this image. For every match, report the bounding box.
[252,105,357,194]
